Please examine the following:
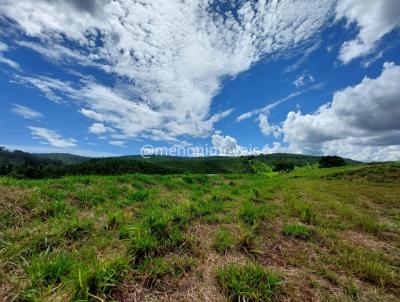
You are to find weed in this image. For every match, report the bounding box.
[22,251,73,299]
[128,227,160,262]
[105,211,124,230]
[63,219,93,241]
[212,228,236,254]
[138,256,194,287]
[73,257,129,300]
[239,201,270,225]
[330,243,398,287]
[217,263,281,302]
[283,223,312,240]
[344,279,360,300]
[128,189,150,203]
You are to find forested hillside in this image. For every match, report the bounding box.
[1,147,354,178]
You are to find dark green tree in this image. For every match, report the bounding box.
[319,156,346,168]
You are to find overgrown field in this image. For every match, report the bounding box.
[1,163,399,301]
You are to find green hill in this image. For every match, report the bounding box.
[1,146,359,178]
[34,153,90,164]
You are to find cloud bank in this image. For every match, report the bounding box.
[336,0,400,63]
[280,62,400,161]
[1,0,335,142]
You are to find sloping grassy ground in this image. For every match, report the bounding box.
[0,164,399,301]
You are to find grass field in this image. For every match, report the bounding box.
[1,163,399,301]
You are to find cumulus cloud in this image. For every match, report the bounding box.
[262,142,290,154]
[28,126,77,148]
[280,62,400,161]
[258,114,281,138]
[211,133,251,156]
[11,104,43,119]
[0,0,335,141]
[336,0,400,63]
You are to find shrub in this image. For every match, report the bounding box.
[272,161,295,173]
[217,263,281,302]
[319,156,346,168]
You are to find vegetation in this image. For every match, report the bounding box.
[217,263,281,301]
[1,161,399,301]
[272,160,295,172]
[319,155,346,168]
[282,223,312,240]
[1,146,353,179]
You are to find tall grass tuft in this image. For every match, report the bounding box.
[217,263,281,302]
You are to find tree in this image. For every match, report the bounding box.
[319,156,346,168]
[272,160,295,173]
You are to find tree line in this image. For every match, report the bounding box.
[0,147,347,179]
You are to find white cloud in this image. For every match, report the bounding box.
[88,122,112,134]
[293,74,314,88]
[236,83,323,122]
[11,104,43,119]
[211,133,250,156]
[11,74,77,103]
[336,0,400,63]
[0,0,335,141]
[0,40,20,69]
[28,126,77,148]
[109,140,125,147]
[262,142,290,154]
[258,114,281,138]
[280,62,400,161]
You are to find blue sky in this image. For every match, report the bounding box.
[0,0,399,161]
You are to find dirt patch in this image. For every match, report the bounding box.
[0,280,14,302]
[114,223,250,301]
[0,186,37,229]
[340,230,399,255]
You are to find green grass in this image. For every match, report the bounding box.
[216,263,281,301]
[138,255,194,287]
[212,228,236,254]
[282,223,312,240]
[0,163,399,301]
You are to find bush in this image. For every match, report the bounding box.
[319,156,346,168]
[272,161,295,173]
[217,263,281,301]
